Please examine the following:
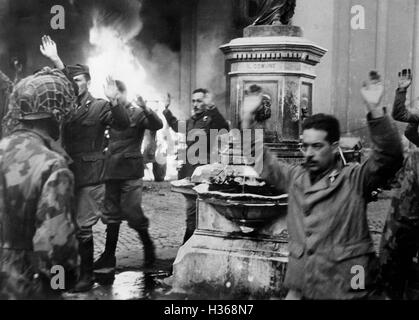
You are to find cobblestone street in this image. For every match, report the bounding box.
[92,180,392,273]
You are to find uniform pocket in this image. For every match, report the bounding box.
[72,154,105,187]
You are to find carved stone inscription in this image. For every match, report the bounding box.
[231,61,313,75]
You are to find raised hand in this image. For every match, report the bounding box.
[241,94,262,128]
[360,71,385,118]
[136,95,146,108]
[40,35,59,60]
[40,35,64,69]
[103,76,120,103]
[398,69,412,90]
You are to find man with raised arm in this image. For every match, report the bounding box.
[40,35,130,292]
[242,72,403,299]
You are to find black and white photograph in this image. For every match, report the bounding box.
[0,0,418,309]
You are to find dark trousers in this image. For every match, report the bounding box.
[102,178,149,231]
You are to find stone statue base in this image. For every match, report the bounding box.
[244,25,303,37]
[220,32,327,146]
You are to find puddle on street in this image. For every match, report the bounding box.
[61,270,249,300]
[63,270,172,300]
[62,270,266,300]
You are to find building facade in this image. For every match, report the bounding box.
[1,0,418,142]
[181,0,419,141]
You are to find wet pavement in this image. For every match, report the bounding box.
[61,181,392,300]
[62,271,171,300]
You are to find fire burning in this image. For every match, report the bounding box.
[87,9,161,102]
[84,3,179,181]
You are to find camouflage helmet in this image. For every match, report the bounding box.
[8,67,75,123]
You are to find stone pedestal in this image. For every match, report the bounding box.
[170,195,289,299]
[219,26,327,161]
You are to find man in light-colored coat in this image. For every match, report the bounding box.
[242,72,404,299]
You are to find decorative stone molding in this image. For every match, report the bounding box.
[220,36,327,66]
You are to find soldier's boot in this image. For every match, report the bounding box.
[137,228,156,268]
[93,224,120,271]
[72,239,95,293]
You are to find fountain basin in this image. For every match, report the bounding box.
[198,194,287,230]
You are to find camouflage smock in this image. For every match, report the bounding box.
[0,128,78,299]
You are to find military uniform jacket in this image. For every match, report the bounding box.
[63,93,130,188]
[379,150,419,299]
[392,87,419,147]
[0,129,78,298]
[104,103,163,181]
[163,106,229,179]
[259,115,403,299]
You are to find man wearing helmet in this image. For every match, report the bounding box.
[0,67,78,299]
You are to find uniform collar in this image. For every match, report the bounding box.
[124,101,134,109]
[192,110,208,121]
[77,92,94,108]
[304,160,343,194]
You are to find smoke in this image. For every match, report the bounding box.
[84,0,181,180]
[90,0,143,42]
[85,0,180,112]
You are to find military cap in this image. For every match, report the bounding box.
[67,64,90,78]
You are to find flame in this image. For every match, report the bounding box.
[87,15,161,102]
[85,8,179,181]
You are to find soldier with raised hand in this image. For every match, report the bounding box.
[40,35,130,292]
[163,89,230,243]
[93,82,163,272]
[379,69,419,299]
[391,68,419,146]
[0,67,78,299]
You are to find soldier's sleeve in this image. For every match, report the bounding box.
[248,124,297,194]
[32,165,78,273]
[379,151,419,298]
[163,109,180,132]
[354,114,404,196]
[137,107,163,131]
[392,88,419,123]
[405,122,419,147]
[392,87,419,153]
[100,101,130,130]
